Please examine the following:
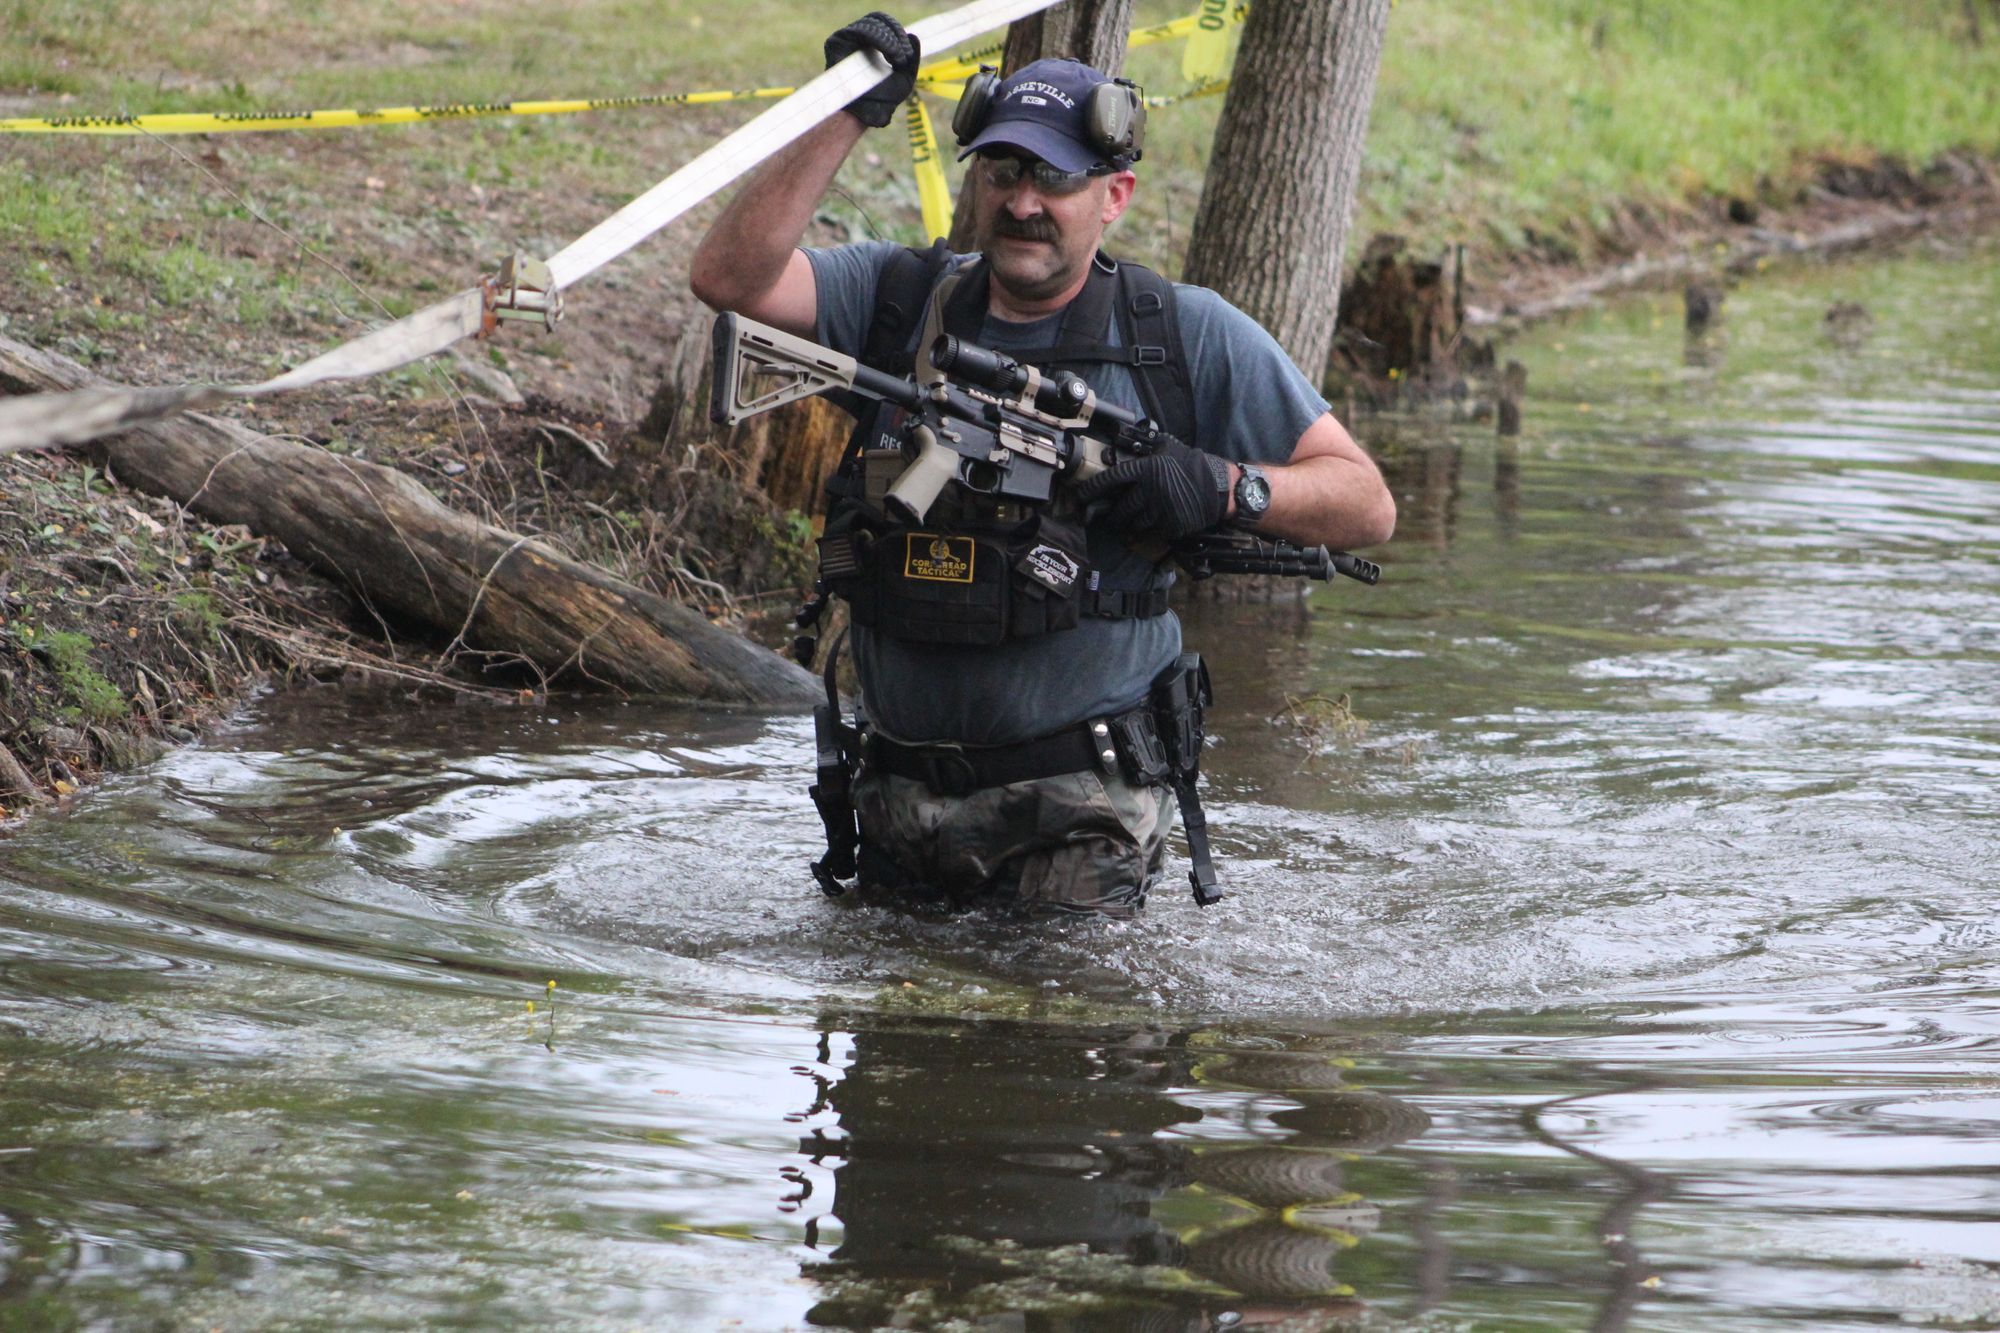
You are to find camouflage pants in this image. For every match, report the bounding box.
[852,764,1175,917]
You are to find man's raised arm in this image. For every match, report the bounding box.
[688,13,919,338]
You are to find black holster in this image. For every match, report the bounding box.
[807,633,860,898]
[1113,653,1222,907]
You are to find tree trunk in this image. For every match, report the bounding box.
[996,0,1135,75]
[1181,0,1390,376]
[944,0,1137,251]
[639,310,852,522]
[0,336,820,707]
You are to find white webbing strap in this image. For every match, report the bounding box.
[0,0,1058,455]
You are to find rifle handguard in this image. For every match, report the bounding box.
[1171,534,1382,585]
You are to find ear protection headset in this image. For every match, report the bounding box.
[951,66,1147,167]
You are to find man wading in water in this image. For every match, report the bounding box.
[691,13,1394,916]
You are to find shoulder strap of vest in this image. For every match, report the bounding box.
[1111,259,1196,447]
[861,238,954,375]
[941,255,991,339]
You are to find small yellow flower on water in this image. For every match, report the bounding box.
[547,980,557,992]
[1640,1275,1663,1289]
[525,1001,536,1013]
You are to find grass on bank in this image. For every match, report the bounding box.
[1367,0,2000,257]
[3,0,1999,344]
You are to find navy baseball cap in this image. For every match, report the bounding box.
[956,58,1119,174]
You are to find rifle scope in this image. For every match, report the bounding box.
[931,336,1092,419]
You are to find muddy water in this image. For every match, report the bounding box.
[4,236,1999,1330]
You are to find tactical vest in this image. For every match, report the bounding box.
[817,245,1194,647]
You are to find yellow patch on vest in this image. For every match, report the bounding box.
[903,533,975,583]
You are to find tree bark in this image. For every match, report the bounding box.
[1181,0,1391,376]
[0,336,820,707]
[996,0,1136,76]
[638,309,850,521]
[944,0,1137,251]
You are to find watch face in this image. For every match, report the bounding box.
[1241,472,1272,512]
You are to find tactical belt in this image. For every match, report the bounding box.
[818,653,1224,909]
[863,718,1123,798]
[859,652,1221,908]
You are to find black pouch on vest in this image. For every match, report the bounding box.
[1002,512,1089,638]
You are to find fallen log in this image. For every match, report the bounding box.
[0,335,820,707]
[1472,205,1944,327]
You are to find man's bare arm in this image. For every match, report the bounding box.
[1227,413,1397,550]
[688,114,867,336]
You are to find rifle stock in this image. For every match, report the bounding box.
[710,314,861,426]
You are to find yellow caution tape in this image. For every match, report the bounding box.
[916,50,1005,86]
[1181,0,1247,84]
[1133,13,1203,46]
[1144,77,1231,109]
[0,89,804,136]
[918,3,1226,82]
[919,34,1010,85]
[1,4,1249,137]
[1,4,1243,253]
[905,98,955,242]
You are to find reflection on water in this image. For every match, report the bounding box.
[2,235,1998,1329]
[800,1021,1429,1328]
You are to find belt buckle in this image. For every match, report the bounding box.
[921,743,978,797]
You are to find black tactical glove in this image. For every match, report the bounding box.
[825,12,921,129]
[1072,439,1232,543]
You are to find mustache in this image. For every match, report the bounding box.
[989,213,1060,242]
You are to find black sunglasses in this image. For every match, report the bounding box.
[974,151,1111,197]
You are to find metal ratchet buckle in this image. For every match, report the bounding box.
[481,253,563,335]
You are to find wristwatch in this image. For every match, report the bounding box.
[1231,463,1272,529]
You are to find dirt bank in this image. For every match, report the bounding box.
[1473,151,2000,323]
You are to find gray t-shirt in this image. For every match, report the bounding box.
[805,241,1329,744]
